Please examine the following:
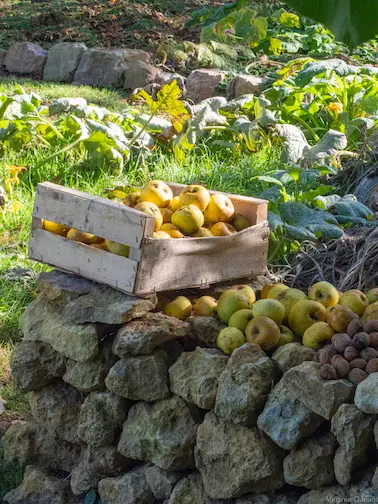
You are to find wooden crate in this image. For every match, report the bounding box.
[28,182,269,296]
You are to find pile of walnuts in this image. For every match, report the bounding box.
[318,320,378,385]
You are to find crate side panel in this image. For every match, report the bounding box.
[135,222,269,295]
[29,227,138,292]
[33,182,152,248]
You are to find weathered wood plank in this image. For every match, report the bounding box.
[29,226,138,292]
[134,221,269,295]
[33,182,154,248]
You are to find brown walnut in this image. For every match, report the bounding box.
[352,332,370,349]
[360,347,378,361]
[320,363,338,381]
[349,358,367,370]
[331,333,352,354]
[347,319,364,338]
[348,368,368,385]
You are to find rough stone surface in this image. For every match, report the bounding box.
[113,312,190,357]
[37,270,95,304]
[214,343,276,426]
[2,422,81,473]
[63,337,118,392]
[355,372,378,413]
[168,474,206,504]
[118,395,200,470]
[195,412,284,499]
[3,466,79,504]
[98,465,155,504]
[10,340,66,392]
[74,49,126,87]
[105,350,170,402]
[227,74,271,99]
[145,465,181,500]
[20,297,99,362]
[186,69,226,103]
[373,467,378,491]
[331,403,375,485]
[188,316,226,347]
[272,343,317,374]
[283,432,337,489]
[124,60,162,90]
[297,485,349,504]
[283,361,355,419]
[257,374,324,450]
[43,42,87,82]
[78,391,129,447]
[236,492,300,504]
[4,42,47,77]
[62,284,157,324]
[169,347,228,409]
[30,382,83,444]
[70,445,133,496]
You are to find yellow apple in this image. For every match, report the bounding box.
[302,322,334,349]
[326,304,358,333]
[228,309,254,332]
[217,327,246,355]
[261,283,276,299]
[362,310,378,323]
[267,284,289,299]
[160,208,173,224]
[252,299,285,325]
[172,204,204,234]
[288,300,327,336]
[91,241,108,250]
[194,296,217,317]
[179,185,210,211]
[362,300,378,318]
[245,316,280,351]
[308,281,339,308]
[135,202,163,232]
[66,228,100,245]
[160,223,184,238]
[43,220,70,236]
[339,290,368,317]
[204,194,235,223]
[228,285,256,304]
[210,222,237,236]
[276,325,295,348]
[123,191,140,207]
[366,288,378,304]
[163,296,192,320]
[152,231,171,239]
[275,288,307,319]
[169,196,182,212]
[104,239,130,257]
[140,180,173,208]
[191,228,213,238]
[217,289,251,323]
[231,213,250,231]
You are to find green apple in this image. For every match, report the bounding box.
[228,309,254,332]
[252,299,285,325]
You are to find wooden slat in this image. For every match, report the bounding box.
[29,225,138,293]
[167,182,268,225]
[33,182,154,248]
[134,221,269,295]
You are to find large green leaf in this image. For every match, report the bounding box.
[286,0,378,48]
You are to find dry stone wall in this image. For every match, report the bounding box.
[0,41,269,102]
[3,270,378,504]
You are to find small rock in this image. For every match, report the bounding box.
[188,316,226,347]
[331,403,375,485]
[227,74,271,99]
[10,341,66,392]
[186,69,226,103]
[214,343,276,426]
[30,382,83,444]
[4,42,47,78]
[168,474,206,504]
[257,374,324,450]
[105,350,170,402]
[124,60,162,90]
[195,412,284,499]
[37,271,94,303]
[118,395,200,470]
[236,491,300,504]
[349,464,378,502]
[355,372,378,413]
[123,48,151,64]
[373,467,378,490]
[283,361,355,419]
[63,337,118,392]
[3,466,80,504]
[297,485,349,504]
[0,49,7,66]
[113,312,190,357]
[2,422,81,473]
[169,347,228,409]
[157,72,186,93]
[74,48,126,88]
[145,466,181,500]
[43,42,87,82]
[21,297,99,362]
[77,391,129,447]
[98,465,155,504]
[283,432,337,489]
[272,343,317,374]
